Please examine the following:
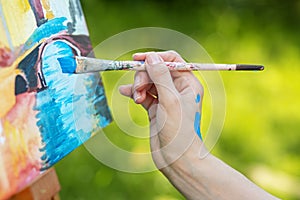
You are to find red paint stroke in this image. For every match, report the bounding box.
[1,92,41,198]
[0,47,15,67]
[29,0,47,26]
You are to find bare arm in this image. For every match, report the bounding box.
[119,51,278,200]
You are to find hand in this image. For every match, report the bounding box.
[119,51,278,200]
[119,51,205,170]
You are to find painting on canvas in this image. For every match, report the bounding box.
[0,0,112,198]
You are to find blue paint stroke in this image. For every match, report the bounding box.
[22,17,68,53]
[194,112,202,140]
[194,93,202,140]
[35,41,111,169]
[195,93,201,103]
[57,57,76,73]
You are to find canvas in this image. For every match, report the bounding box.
[0,0,112,198]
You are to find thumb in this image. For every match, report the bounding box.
[145,53,179,106]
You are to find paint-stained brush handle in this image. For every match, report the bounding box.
[74,56,264,73]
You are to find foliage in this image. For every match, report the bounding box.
[55,0,300,199]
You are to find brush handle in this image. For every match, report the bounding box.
[75,56,264,73]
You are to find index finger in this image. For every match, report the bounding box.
[145,53,180,109]
[133,50,185,63]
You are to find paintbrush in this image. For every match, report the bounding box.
[58,56,264,74]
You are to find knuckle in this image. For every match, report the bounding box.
[165,50,184,62]
[167,50,179,56]
[167,50,180,60]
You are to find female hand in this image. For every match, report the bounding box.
[119,51,278,200]
[119,51,205,170]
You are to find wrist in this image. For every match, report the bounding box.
[159,142,212,199]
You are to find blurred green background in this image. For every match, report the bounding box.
[55,0,300,199]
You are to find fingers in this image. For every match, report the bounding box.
[156,50,186,62]
[118,82,148,103]
[119,84,133,98]
[133,50,185,63]
[119,71,153,102]
[145,53,179,107]
[119,83,158,110]
[122,50,204,110]
[133,71,151,103]
[134,50,200,94]
[119,70,159,110]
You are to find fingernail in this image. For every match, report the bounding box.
[132,52,144,60]
[133,52,142,56]
[132,53,139,60]
[147,53,163,65]
[133,91,141,102]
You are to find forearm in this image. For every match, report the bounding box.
[124,51,278,199]
[163,151,278,200]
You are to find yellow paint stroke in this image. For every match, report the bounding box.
[16,0,31,12]
[0,0,36,47]
[1,120,26,193]
[5,120,29,177]
[0,116,38,198]
[0,21,9,49]
[0,67,16,118]
[0,91,42,195]
[0,131,10,197]
[41,0,54,19]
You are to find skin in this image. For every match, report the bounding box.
[119,51,278,200]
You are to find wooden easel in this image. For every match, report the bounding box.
[10,168,60,200]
